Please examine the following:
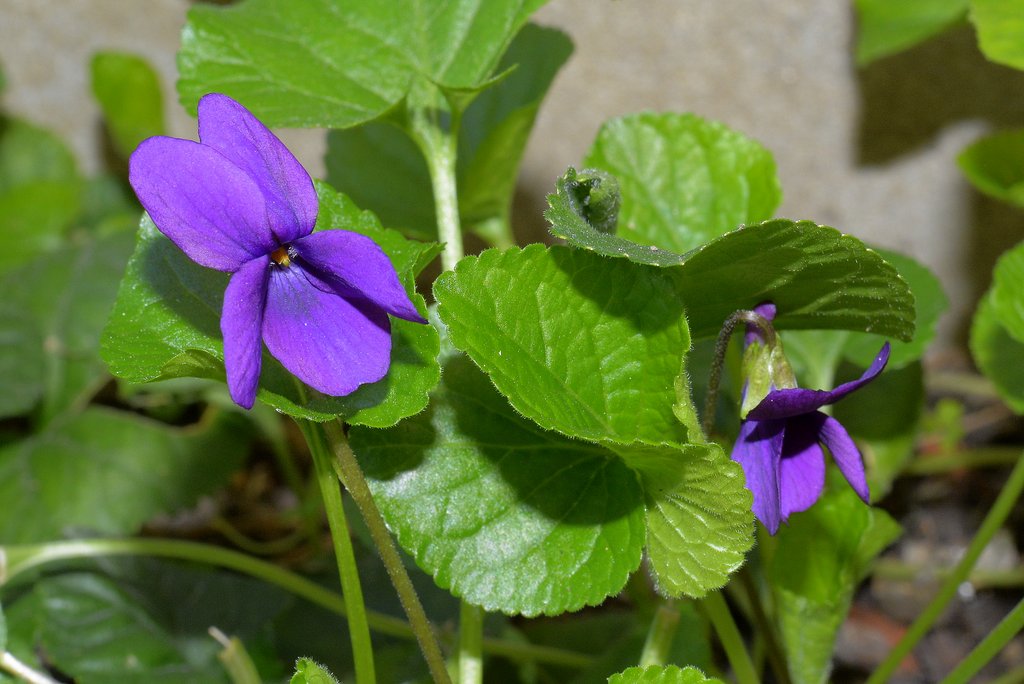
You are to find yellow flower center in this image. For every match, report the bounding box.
[270,246,291,267]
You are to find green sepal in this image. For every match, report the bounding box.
[739,338,797,418]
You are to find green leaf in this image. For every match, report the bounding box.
[0,306,45,418]
[608,665,723,684]
[582,112,781,254]
[971,294,1024,413]
[0,602,6,652]
[356,354,646,616]
[842,249,946,369]
[958,128,1024,208]
[627,443,753,598]
[178,0,548,128]
[0,408,250,543]
[770,487,902,684]
[1,231,135,423]
[90,52,165,158]
[854,0,968,64]
[672,220,916,341]
[0,119,82,271]
[434,244,692,446]
[970,0,1024,70]
[101,184,440,426]
[2,558,288,684]
[291,659,341,684]
[325,23,573,243]
[987,240,1024,343]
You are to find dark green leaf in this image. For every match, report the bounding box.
[854,0,968,64]
[0,408,250,543]
[770,487,901,684]
[178,0,548,128]
[291,658,341,684]
[91,52,165,158]
[0,601,6,652]
[101,184,440,426]
[970,0,1024,70]
[356,354,646,616]
[608,665,723,684]
[434,245,692,445]
[971,294,1024,413]
[672,220,916,341]
[2,558,289,684]
[958,128,1024,208]
[0,306,45,418]
[1,231,135,423]
[582,112,781,254]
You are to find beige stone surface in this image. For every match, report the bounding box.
[4,0,1023,346]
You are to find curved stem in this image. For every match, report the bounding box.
[703,309,775,435]
[867,452,1024,684]
[300,420,376,684]
[459,601,485,684]
[640,600,682,667]
[0,653,59,684]
[700,590,759,684]
[940,596,1024,684]
[322,420,452,684]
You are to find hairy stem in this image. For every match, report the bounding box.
[703,309,775,436]
[299,419,376,684]
[322,420,452,684]
[411,106,464,272]
[868,452,1024,684]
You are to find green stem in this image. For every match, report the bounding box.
[989,664,1024,684]
[210,628,263,684]
[297,420,376,684]
[872,558,1024,588]
[700,591,759,684]
[410,106,464,271]
[940,596,1024,684]
[904,447,1021,475]
[459,601,485,684]
[737,569,790,684]
[640,600,682,667]
[867,452,1024,684]
[0,652,59,684]
[322,421,452,684]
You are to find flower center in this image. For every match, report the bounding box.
[270,245,292,267]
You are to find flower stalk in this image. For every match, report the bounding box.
[699,591,759,684]
[639,600,682,667]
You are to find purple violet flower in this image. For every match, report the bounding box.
[128,93,426,409]
[730,303,890,534]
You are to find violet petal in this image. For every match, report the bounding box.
[746,343,891,420]
[778,413,827,519]
[221,256,270,409]
[129,137,277,271]
[816,412,871,503]
[292,230,426,323]
[731,418,786,534]
[262,263,392,396]
[197,94,317,244]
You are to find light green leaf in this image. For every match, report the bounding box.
[770,487,902,684]
[355,354,646,616]
[971,294,1024,413]
[2,558,288,684]
[325,23,572,243]
[854,0,968,64]
[1,231,135,424]
[0,408,250,543]
[970,0,1024,70]
[987,240,1024,343]
[583,112,781,254]
[626,442,753,598]
[608,665,723,684]
[291,658,341,684]
[958,128,1024,208]
[90,52,165,158]
[673,220,916,341]
[101,184,440,426]
[434,244,692,445]
[178,0,548,128]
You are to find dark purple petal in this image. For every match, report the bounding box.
[129,136,277,271]
[730,419,786,534]
[197,94,317,244]
[221,256,270,408]
[746,343,891,420]
[816,413,871,503]
[778,413,827,519]
[744,301,777,347]
[262,263,392,396]
[292,230,426,323]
